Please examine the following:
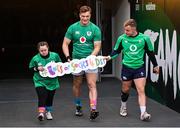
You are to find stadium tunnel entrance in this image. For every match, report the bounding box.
[0,0,95,78]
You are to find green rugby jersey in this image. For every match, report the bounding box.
[111,33,155,69]
[65,21,101,59]
[29,52,61,90]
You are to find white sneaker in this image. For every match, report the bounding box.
[120,106,127,117]
[38,113,44,121]
[45,112,53,120]
[140,112,151,121]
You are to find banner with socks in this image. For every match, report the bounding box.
[39,55,107,78]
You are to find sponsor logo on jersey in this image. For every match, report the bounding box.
[80,36,86,43]
[129,44,137,52]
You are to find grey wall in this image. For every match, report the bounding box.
[112,0,130,79]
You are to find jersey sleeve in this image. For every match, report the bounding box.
[110,36,123,59]
[55,53,62,62]
[29,56,36,69]
[93,26,101,42]
[144,35,158,67]
[144,35,154,51]
[65,25,73,40]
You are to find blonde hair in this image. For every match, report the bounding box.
[79,5,92,14]
[124,19,137,28]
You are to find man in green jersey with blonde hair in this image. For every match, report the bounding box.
[62,5,101,120]
[105,19,159,121]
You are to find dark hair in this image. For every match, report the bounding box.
[124,19,137,28]
[37,41,49,50]
[79,5,92,14]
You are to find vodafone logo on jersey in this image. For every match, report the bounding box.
[80,36,86,43]
[129,44,137,52]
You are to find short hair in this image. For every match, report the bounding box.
[79,5,92,14]
[37,41,49,50]
[124,19,137,28]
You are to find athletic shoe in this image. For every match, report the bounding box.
[140,112,151,121]
[89,109,99,120]
[75,106,83,116]
[120,106,127,117]
[45,111,53,120]
[38,113,44,121]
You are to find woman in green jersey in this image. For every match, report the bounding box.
[29,41,61,121]
[105,19,159,121]
[62,5,101,120]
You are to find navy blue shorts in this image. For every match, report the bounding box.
[121,65,146,81]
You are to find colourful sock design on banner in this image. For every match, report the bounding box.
[90,100,97,110]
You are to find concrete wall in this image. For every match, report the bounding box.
[111,0,130,79]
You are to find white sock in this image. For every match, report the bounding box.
[140,106,146,115]
[121,101,127,108]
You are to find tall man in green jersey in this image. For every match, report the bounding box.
[62,5,101,120]
[105,19,159,121]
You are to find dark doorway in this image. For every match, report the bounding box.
[0,0,94,78]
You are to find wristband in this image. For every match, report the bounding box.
[66,56,72,61]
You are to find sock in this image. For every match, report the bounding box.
[121,91,129,102]
[45,106,52,112]
[74,98,82,106]
[121,101,127,108]
[140,106,146,115]
[38,107,45,113]
[90,100,97,110]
